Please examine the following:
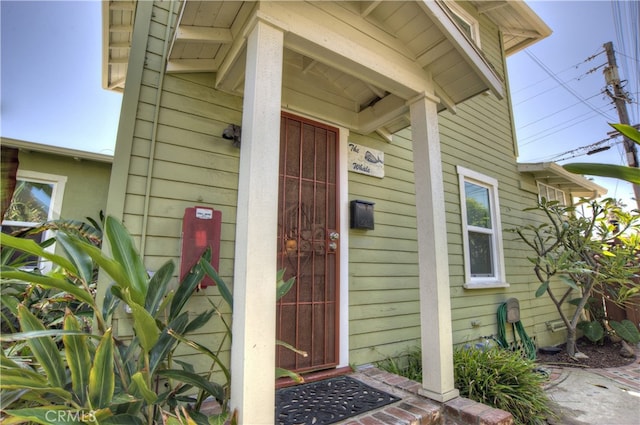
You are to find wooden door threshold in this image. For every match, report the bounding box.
[276,366,352,389]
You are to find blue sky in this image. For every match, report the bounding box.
[507,1,639,207]
[1,1,638,204]
[1,1,122,155]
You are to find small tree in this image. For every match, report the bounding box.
[513,198,640,357]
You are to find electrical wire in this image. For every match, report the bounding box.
[525,50,618,122]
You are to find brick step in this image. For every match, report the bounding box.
[346,367,513,425]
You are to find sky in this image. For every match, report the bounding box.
[1,1,639,205]
[507,1,639,208]
[1,1,122,156]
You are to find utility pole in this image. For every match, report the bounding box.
[603,41,640,208]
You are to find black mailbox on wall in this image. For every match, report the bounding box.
[350,200,375,230]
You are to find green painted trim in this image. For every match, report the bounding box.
[105,0,154,222]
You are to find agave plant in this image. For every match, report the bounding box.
[0,216,230,424]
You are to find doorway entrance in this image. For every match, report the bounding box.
[276,112,340,373]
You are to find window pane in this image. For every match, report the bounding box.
[451,13,472,39]
[469,231,493,277]
[4,180,53,223]
[465,182,491,229]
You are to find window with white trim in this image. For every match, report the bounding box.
[537,182,567,205]
[457,166,506,288]
[445,2,481,47]
[1,170,67,271]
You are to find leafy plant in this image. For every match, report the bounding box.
[376,347,423,382]
[453,347,553,425]
[0,216,229,424]
[563,123,640,184]
[378,345,553,425]
[609,319,640,345]
[512,198,640,357]
[577,320,605,344]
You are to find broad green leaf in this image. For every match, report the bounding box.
[102,284,121,321]
[611,123,640,144]
[535,281,549,297]
[156,369,224,404]
[275,367,304,383]
[105,216,148,305]
[149,313,189,375]
[88,328,115,409]
[199,257,233,310]
[55,232,95,286]
[558,275,579,290]
[0,369,73,400]
[183,309,216,335]
[577,320,604,343]
[1,267,94,305]
[170,256,206,322]
[145,260,175,317]
[277,274,296,301]
[129,372,158,404]
[17,305,66,388]
[0,329,94,343]
[127,300,160,352]
[0,233,77,274]
[77,236,132,296]
[63,311,91,405]
[101,414,145,425]
[166,329,230,383]
[2,406,85,425]
[610,319,640,344]
[563,163,640,184]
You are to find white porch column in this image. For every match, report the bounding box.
[409,94,459,402]
[230,20,283,424]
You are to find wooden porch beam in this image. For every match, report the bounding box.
[166,59,218,73]
[357,94,409,135]
[175,25,233,44]
[360,1,382,17]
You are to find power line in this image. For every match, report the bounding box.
[517,92,603,130]
[518,104,616,146]
[525,50,617,122]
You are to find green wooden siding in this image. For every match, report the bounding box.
[111,1,571,374]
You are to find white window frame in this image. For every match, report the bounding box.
[445,2,481,47]
[537,182,567,205]
[457,166,507,289]
[2,170,67,272]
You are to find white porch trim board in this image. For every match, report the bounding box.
[230,20,284,424]
[409,94,459,402]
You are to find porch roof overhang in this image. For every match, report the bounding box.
[102,1,550,135]
[518,162,608,199]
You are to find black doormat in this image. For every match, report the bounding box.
[275,375,400,425]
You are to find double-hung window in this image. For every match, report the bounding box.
[1,170,67,271]
[457,166,506,288]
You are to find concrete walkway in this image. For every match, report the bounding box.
[542,351,640,425]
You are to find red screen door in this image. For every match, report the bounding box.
[276,113,340,373]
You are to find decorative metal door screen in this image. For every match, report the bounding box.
[277,113,340,373]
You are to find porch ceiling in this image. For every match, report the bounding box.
[102,1,550,134]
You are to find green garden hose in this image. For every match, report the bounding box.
[497,302,537,360]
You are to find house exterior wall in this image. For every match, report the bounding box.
[108,1,568,377]
[14,150,111,224]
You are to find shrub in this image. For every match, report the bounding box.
[453,347,553,425]
[378,346,554,425]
